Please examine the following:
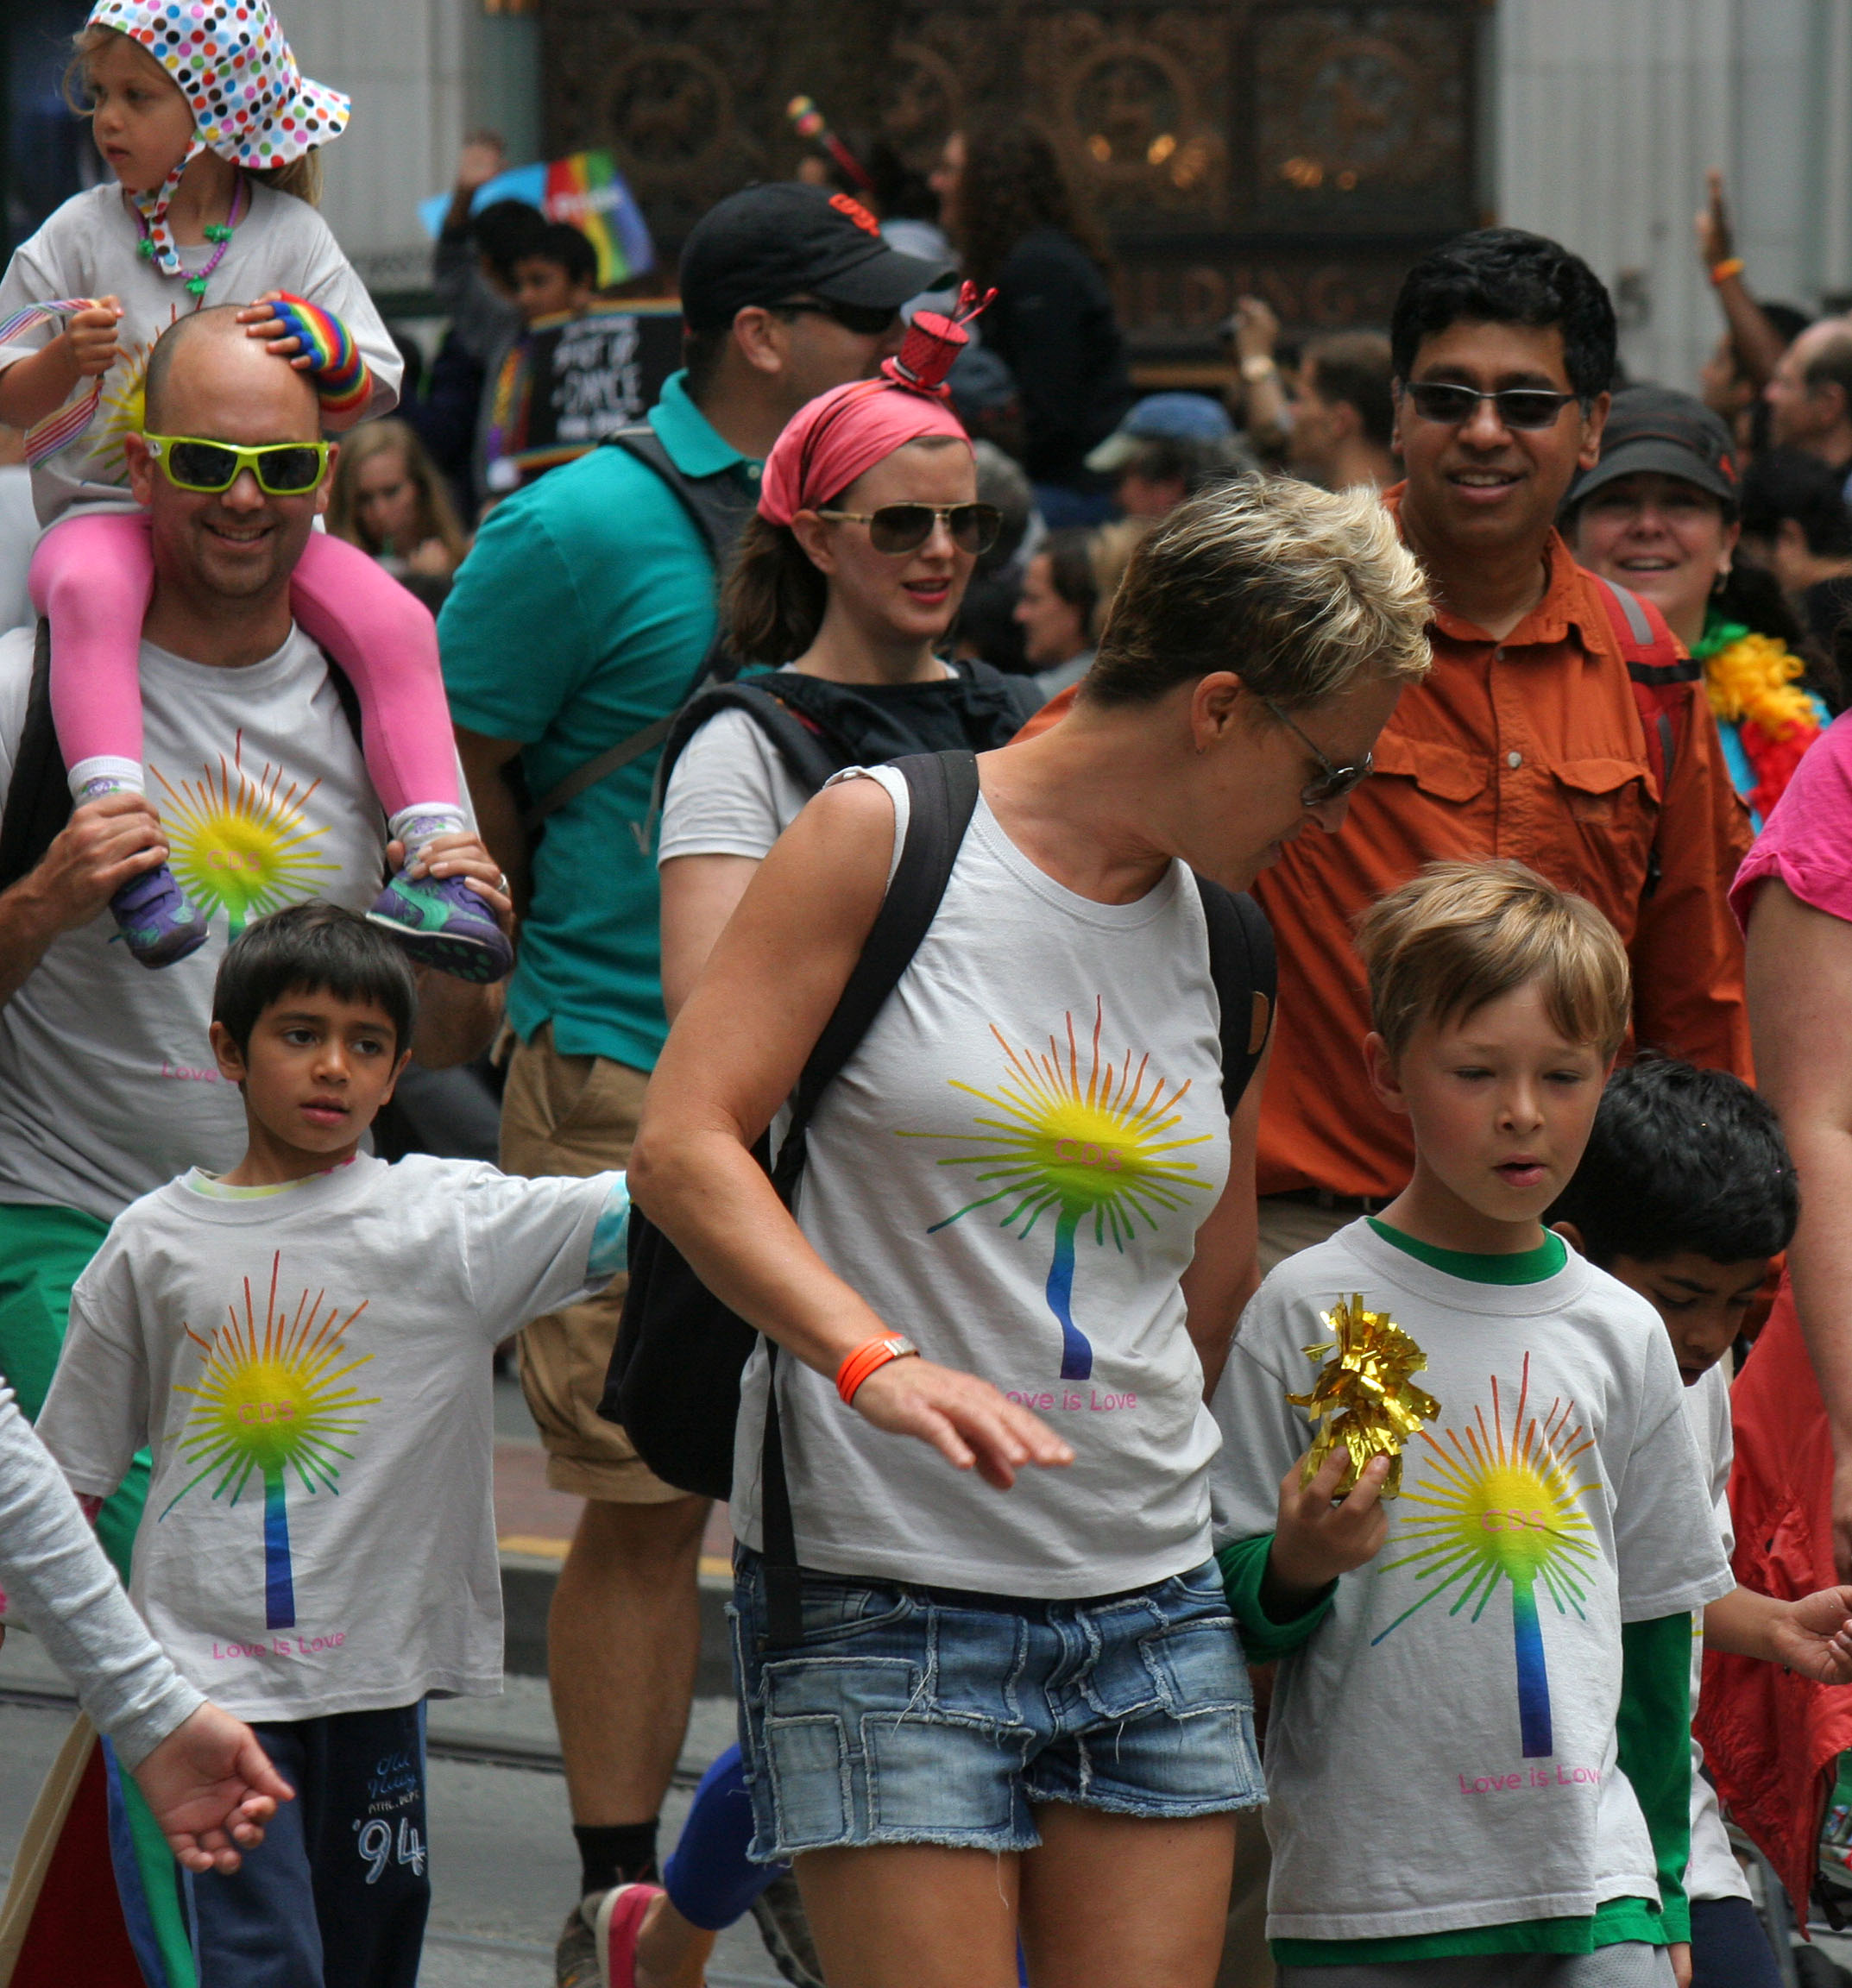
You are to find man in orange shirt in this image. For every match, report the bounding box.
[1253,229,1754,1268]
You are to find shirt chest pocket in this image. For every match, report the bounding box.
[1370,733,1489,803]
[1553,756,1654,825]
[1549,756,1655,907]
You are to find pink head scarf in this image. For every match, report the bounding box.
[758,286,992,526]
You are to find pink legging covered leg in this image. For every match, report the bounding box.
[285,532,461,822]
[31,512,158,785]
[35,518,460,821]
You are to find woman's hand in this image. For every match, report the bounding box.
[61,298,123,379]
[1267,1448,1390,1603]
[406,538,456,580]
[1229,296,1279,364]
[1696,168,1734,270]
[1767,1585,1852,1682]
[848,1356,1074,1491]
[131,1702,294,1874]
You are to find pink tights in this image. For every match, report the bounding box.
[28,512,461,821]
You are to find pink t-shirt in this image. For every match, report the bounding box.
[1732,711,1852,929]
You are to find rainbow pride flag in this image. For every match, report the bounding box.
[419,151,654,289]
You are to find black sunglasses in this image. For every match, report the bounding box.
[772,296,900,338]
[1259,695,1373,808]
[815,502,1003,556]
[1402,381,1584,431]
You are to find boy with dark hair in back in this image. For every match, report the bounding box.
[36,902,631,1986]
[1551,1059,1852,1988]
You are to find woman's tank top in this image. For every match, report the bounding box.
[732,764,1232,1597]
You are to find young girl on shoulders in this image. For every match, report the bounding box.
[0,0,507,980]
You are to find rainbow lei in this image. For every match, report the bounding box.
[1288,1293,1439,1500]
[1694,614,1822,821]
[265,293,371,418]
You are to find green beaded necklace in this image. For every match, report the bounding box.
[137,173,249,302]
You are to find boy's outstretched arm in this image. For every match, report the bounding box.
[1704,1582,1852,1678]
[1616,1613,1696,1954]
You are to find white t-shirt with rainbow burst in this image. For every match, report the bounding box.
[39,1154,619,1721]
[0,621,469,1220]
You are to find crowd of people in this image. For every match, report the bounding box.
[11,5,1852,1988]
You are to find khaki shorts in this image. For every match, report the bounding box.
[500,1025,689,1505]
[1256,1195,1355,1277]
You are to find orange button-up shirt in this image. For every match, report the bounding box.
[1253,500,1754,1200]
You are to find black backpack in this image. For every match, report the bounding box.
[601,748,1276,1645]
[654,661,1043,805]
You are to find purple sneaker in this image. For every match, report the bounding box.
[110,860,210,968]
[367,861,513,983]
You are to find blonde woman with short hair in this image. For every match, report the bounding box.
[630,476,1430,1988]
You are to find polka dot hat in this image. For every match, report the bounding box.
[85,0,350,275]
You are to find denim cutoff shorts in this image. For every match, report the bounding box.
[731,1548,1262,1859]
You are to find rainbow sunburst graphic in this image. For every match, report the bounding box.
[900,1002,1213,1379]
[153,736,337,937]
[161,1253,378,1630]
[88,332,158,487]
[1371,1355,1599,1757]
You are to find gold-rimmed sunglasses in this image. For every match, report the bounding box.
[814,502,1003,556]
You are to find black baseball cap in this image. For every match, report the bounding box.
[679,183,953,333]
[1565,384,1741,511]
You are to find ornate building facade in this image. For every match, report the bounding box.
[532,0,1486,370]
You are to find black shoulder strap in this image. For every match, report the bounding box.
[656,680,848,809]
[601,424,758,574]
[525,427,758,833]
[759,749,981,1645]
[0,620,68,896]
[1194,876,1276,1117]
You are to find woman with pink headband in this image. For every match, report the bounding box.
[655,295,1041,1020]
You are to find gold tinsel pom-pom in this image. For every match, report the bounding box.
[1287,1293,1439,1499]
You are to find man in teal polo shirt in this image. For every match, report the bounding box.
[440,183,948,1986]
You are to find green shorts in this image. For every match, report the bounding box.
[0,1198,147,1574]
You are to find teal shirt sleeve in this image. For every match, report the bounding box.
[1616,1612,1694,1944]
[585,1174,631,1280]
[1218,1533,1337,1663]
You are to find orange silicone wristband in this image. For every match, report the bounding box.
[1710,256,1746,285]
[835,1335,917,1406]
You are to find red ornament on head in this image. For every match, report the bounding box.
[881,282,997,399]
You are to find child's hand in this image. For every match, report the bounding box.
[236,293,309,368]
[132,1702,293,1874]
[1770,1584,1852,1682]
[61,298,123,378]
[1668,1939,1691,1988]
[1269,1446,1391,1603]
[456,134,507,194]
